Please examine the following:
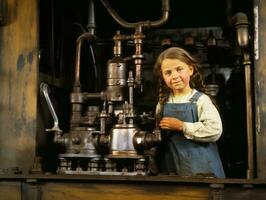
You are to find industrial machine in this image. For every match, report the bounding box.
[3,0,266,199]
[36,0,254,177]
[4,0,266,200]
[38,0,171,176]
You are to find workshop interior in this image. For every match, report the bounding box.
[36,0,253,178]
[0,0,262,180]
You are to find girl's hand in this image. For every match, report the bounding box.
[159,117,184,131]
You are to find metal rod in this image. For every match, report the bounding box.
[128,71,134,105]
[40,83,62,133]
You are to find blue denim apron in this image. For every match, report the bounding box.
[161,91,225,178]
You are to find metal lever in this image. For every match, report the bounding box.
[40,82,63,133]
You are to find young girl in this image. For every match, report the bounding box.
[154,47,225,178]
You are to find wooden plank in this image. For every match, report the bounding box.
[41,182,210,200]
[254,0,266,178]
[0,181,21,200]
[0,0,38,173]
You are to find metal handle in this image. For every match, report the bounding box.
[40,82,62,133]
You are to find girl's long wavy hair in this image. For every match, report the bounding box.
[154,47,205,104]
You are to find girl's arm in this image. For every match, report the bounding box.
[182,95,223,142]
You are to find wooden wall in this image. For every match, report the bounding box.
[254,0,266,178]
[0,0,38,173]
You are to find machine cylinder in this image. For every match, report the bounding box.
[106,56,126,101]
[109,124,139,157]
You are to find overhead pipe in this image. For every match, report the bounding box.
[100,0,170,29]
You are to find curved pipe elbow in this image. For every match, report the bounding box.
[150,0,170,27]
[76,32,96,43]
[100,0,170,29]
[149,11,169,28]
[74,32,96,87]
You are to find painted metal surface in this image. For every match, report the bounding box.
[254,0,266,178]
[0,0,38,173]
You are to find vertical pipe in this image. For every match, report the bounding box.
[74,37,82,89]
[244,53,254,179]
[128,71,134,105]
[74,32,95,90]
[133,25,144,87]
[232,12,254,179]
[87,0,96,35]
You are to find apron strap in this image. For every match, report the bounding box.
[189,91,203,103]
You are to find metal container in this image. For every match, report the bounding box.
[108,124,140,158]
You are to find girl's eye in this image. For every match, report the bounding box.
[164,71,171,76]
[176,67,183,72]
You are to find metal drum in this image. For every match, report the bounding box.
[108,124,141,158]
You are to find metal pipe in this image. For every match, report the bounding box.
[128,71,134,105]
[87,0,98,91]
[243,52,254,179]
[100,102,108,134]
[74,32,96,89]
[100,0,169,29]
[132,26,144,86]
[232,12,254,179]
[87,0,96,35]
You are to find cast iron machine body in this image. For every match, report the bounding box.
[40,0,170,175]
[41,40,161,175]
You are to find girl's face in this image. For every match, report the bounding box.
[161,58,194,95]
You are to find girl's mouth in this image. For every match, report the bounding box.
[172,81,182,85]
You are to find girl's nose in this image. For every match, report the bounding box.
[172,70,180,79]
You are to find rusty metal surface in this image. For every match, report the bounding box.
[254,0,266,178]
[0,0,38,173]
